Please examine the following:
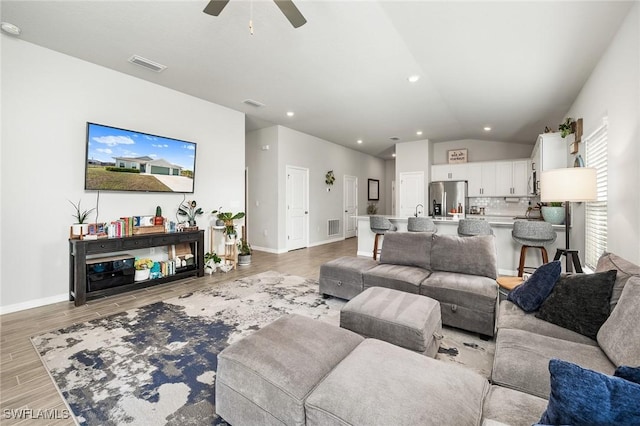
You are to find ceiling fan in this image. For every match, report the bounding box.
[203,0,307,28]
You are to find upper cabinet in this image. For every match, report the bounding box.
[467,162,496,196]
[431,163,468,181]
[531,133,570,195]
[495,160,529,196]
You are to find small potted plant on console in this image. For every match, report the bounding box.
[69,199,96,238]
[177,200,203,228]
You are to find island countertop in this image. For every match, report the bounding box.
[355,215,566,275]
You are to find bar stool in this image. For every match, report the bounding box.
[407,217,436,233]
[370,216,396,260]
[457,219,493,236]
[512,220,557,277]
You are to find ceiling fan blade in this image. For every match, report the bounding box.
[273,0,307,28]
[203,0,230,16]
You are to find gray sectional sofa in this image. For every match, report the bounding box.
[215,251,640,425]
[320,231,499,336]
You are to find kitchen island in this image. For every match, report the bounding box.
[355,215,566,276]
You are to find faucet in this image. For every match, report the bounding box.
[414,204,424,217]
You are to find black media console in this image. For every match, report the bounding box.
[68,230,204,306]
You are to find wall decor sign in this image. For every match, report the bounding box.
[368,179,379,201]
[448,149,468,164]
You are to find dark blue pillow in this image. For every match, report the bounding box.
[540,359,640,425]
[507,261,561,312]
[615,366,640,385]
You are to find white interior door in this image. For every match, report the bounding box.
[344,175,358,238]
[399,171,424,217]
[286,166,309,251]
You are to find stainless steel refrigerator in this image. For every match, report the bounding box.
[429,181,468,218]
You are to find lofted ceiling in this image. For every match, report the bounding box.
[1,1,633,158]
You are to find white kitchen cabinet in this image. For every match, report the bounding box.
[495,160,530,196]
[431,164,468,181]
[467,162,496,196]
[531,133,571,194]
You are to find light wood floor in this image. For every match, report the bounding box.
[0,238,357,425]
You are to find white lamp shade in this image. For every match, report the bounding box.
[540,167,597,202]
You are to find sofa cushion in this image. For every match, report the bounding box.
[305,339,489,426]
[507,261,561,312]
[421,271,498,336]
[597,276,640,367]
[363,264,430,294]
[215,314,364,426]
[482,385,547,426]
[319,256,378,300]
[379,231,433,270]
[615,366,640,384]
[497,301,597,346]
[535,270,617,340]
[539,359,640,425]
[596,252,640,309]
[491,328,615,399]
[430,234,498,279]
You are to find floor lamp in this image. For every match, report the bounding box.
[540,167,597,273]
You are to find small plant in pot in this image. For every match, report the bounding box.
[204,252,222,274]
[541,202,565,225]
[558,118,576,138]
[69,199,96,237]
[211,207,225,226]
[177,200,203,227]
[237,239,252,266]
[216,211,245,239]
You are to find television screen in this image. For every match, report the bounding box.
[85,122,197,193]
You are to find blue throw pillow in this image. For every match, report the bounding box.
[507,261,561,312]
[540,359,640,425]
[615,366,640,385]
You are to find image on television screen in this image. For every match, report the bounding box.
[85,122,197,193]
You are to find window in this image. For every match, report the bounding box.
[584,119,608,270]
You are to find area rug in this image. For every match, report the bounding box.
[31,271,494,425]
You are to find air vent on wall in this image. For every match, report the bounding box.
[243,99,266,108]
[128,55,167,73]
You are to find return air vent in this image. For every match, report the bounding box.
[243,99,266,108]
[128,55,167,73]
[328,219,340,236]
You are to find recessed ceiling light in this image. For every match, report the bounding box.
[484,126,492,131]
[408,75,420,83]
[416,131,423,136]
[392,153,396,157]
[357,139,363,144]
[1,22,21,36]
[286,111,295,117]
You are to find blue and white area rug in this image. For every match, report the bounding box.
[31,271,494,425]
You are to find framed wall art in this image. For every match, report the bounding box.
[448,149,468,164]
[368,179,379,201]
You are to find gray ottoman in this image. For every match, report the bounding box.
[319,256,378,300]
[215,314,364,426]
[340,286,442,357]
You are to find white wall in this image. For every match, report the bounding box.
[432,139,533,164]
[565,4,640,264]
[384,159,396,215]
[247,125,386,253]
[1,39,245,313]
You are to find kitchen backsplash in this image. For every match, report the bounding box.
[468,197,540,217]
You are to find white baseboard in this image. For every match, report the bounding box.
[0,293,68,315]
[308,237,344,248]
[251,246,288,254]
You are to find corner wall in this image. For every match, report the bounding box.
[1,39,245,312]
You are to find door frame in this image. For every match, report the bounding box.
[285,165,309,251]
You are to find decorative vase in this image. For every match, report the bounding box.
[188,219,196,227]
[216,219,225,227]
[71,223,89,236]
[541,206,565,225]
[134,269,150,282]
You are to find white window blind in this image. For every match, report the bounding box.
[584,120,608,270]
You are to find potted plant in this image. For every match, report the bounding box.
[211,207,225,226]
[204,252,222,274]
[216,211,245,238]
[134,258,154,281]
[541,202,565,225]
[154,206,164,226]
[237,239,252,266]
[177,200,204,226]
[69,199,96,236]
[559,118,576,138]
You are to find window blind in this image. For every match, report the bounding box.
[584,120,608,270]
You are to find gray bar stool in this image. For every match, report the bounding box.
[407,217,436,233]
[457,219,493,236]
[512,220,557,277]
[370,216,396,260]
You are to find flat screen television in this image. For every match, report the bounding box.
[85,122,197,193]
